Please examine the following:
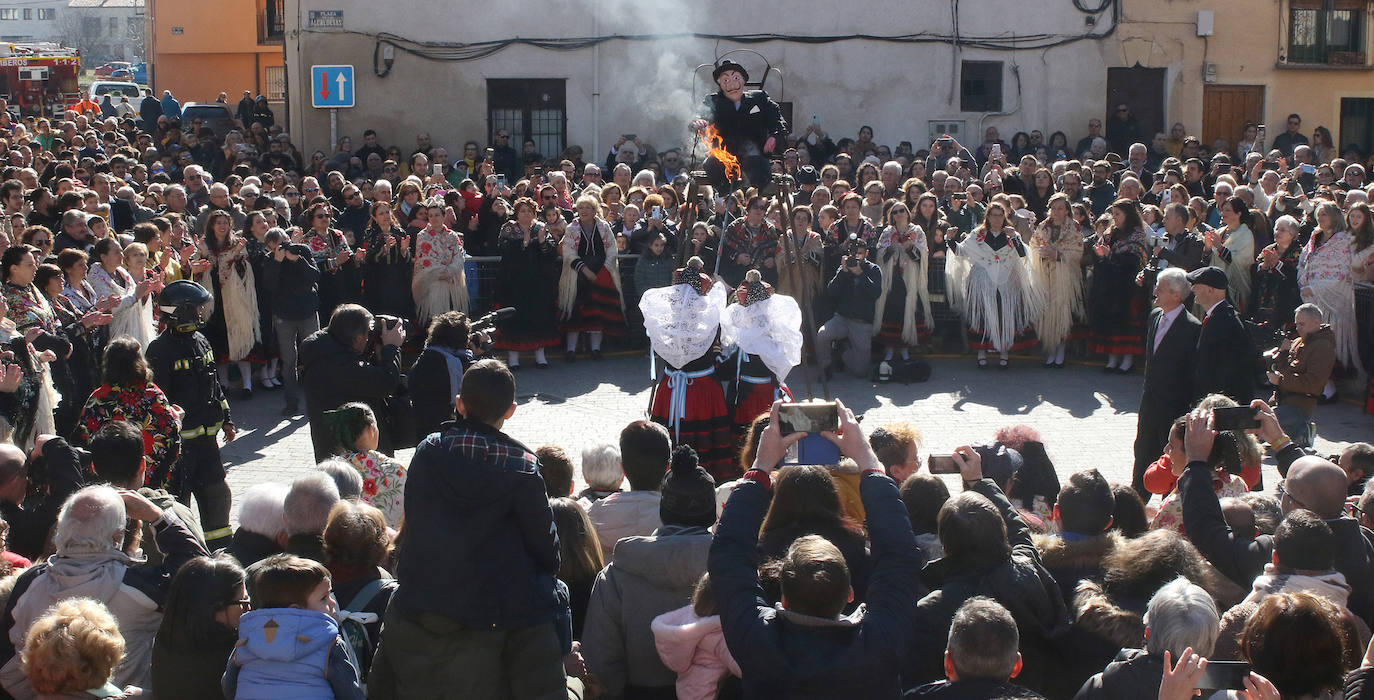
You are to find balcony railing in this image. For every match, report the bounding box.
[257,0,284,44]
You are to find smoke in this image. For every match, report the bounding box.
[597,0,709,152]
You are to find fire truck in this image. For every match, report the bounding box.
[0,42,81,118]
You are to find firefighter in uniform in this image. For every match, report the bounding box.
[147,280,236,549]
[691,59,788,194]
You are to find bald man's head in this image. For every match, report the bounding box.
[0,443,25,486]
[1285,456,1349,519]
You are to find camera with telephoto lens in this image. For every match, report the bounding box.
[842,232,862,268]
[364,315,407,359]
[468,307,517,353]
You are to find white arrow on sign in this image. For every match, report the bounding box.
[335,72,348,99]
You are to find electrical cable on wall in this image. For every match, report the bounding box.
[346,0,1117,77]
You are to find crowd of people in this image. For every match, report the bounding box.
[0,75,1364,699]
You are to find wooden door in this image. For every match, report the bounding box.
[1203,85,1265,153]
[1106,67,1166,140]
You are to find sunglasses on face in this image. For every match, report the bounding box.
[304,187,320,193]
[384,167,397,172]
[285,191,300,197]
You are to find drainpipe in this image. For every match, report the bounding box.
[591,0,600,160]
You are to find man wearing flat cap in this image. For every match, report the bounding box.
[1188,266,1257,403]
[691,59,788,194]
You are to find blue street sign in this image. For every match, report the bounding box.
[311,65,354,108]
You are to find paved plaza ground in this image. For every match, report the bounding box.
[219,354,1373,522]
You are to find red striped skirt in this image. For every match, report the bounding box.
[650,369,736,482]
[563,267,626,334]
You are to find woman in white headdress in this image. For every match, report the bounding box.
[641,256,732,480]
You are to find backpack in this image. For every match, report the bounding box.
[338,578,395,683]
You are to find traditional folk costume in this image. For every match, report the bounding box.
[0,286,62,450]
[1029,218,1086,366]
[1088,227,1148,362]
[775,226,824,326]
[88,262,155,350]
[1205,224,1256,313]
[1298,229,1364,373]
[946,229,1042,364]
[411,223,469,326]
[493,219,561,365]
[642,258,732,480]
[873,223,933,357]
[196,237,261,364]
[559,216,625,357]
[720,269,803,430]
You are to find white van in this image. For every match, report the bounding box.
[87,81,143,112]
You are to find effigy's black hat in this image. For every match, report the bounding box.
[713,60,749,83]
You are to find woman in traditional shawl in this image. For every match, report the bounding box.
[411,197,468,326]
[88,237,156,350]
[1029,193,1085,368]
[946,201,1042,369]
[873,201,932,363]
[559,195,625,362]
[197,209,261,399]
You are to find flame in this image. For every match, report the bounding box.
[701,125,741,183]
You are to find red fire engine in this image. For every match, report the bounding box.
[0,42,81,118]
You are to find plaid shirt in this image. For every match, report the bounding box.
[431,420,540,475]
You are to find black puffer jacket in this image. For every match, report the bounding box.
[905,479,1068,695]
[1073,648,1163,700]
[298,329,402,460]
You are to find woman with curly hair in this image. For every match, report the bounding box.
[196,209,261,399]
[322,500,396,680]
[21,598,139,698]
[493,196,560,369]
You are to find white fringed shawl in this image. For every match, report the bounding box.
[412,225,469,324]
[558,218,623,320]
[945,232,1044,353]
[1028,219,1086,349]
[872,224,932,346]
[197,238,261,361]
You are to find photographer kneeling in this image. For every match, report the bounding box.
[816,242,882,380]
[408,310,492,442]
[299,304,405,461]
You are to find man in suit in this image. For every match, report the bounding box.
[1190,266,1257,404]
[690,60,788,195]
[1132,267,1201,497]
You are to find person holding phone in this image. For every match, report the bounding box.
[360,201,413,321]
[708,399,923,698]
[558,195,625,362]
[492,197,560,370]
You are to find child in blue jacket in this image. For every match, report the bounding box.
[223,554,365,700]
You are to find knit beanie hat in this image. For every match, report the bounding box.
[659,445,717,527]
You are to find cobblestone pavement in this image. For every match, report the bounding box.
[220,354,1372,522]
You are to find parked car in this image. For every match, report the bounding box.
[88,81,143,112]
[130,62,148,86]
[93,61,131,78]
[180,103,237,141]
[109,69,132,81]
